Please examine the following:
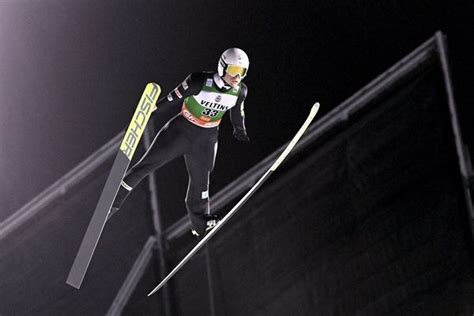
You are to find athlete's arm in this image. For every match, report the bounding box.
[151,72,206,130]
[230,83,249,142]
[155,72,206,108]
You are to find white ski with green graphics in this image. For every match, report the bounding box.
[148,102,320,297]
[67,83,161,289]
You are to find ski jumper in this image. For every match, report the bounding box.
[113,72,248,234]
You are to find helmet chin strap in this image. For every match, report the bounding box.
[214,73,232,89]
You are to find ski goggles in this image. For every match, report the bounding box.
[225,65,248,78]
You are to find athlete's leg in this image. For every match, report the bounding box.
[184,134,218,235]
[112,117,189,210]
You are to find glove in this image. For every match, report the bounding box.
[233,127,250,142]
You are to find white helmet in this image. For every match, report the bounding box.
[218,48,249,78]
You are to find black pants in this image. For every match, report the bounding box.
[113,115,218,234]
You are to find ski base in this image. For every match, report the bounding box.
[66,83,161,289]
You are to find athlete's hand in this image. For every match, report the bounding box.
[233,127,250,142]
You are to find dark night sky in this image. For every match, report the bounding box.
[0,0,473,221]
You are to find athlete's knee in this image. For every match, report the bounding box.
[125,162,156,185]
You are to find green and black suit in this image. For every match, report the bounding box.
[113,72,249,234]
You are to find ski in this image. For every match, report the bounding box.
[147,102,320,297]
[66,83,161,289]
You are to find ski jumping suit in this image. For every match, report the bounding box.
[113,72,249,234]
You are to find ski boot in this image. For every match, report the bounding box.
[107,206,120,221]
[190,214,222,238]
[204,214,221,232]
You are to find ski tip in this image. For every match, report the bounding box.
[147,82,160,87]
[146,82,162,94]
[147,290,155,297]
[310,102,320,117]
